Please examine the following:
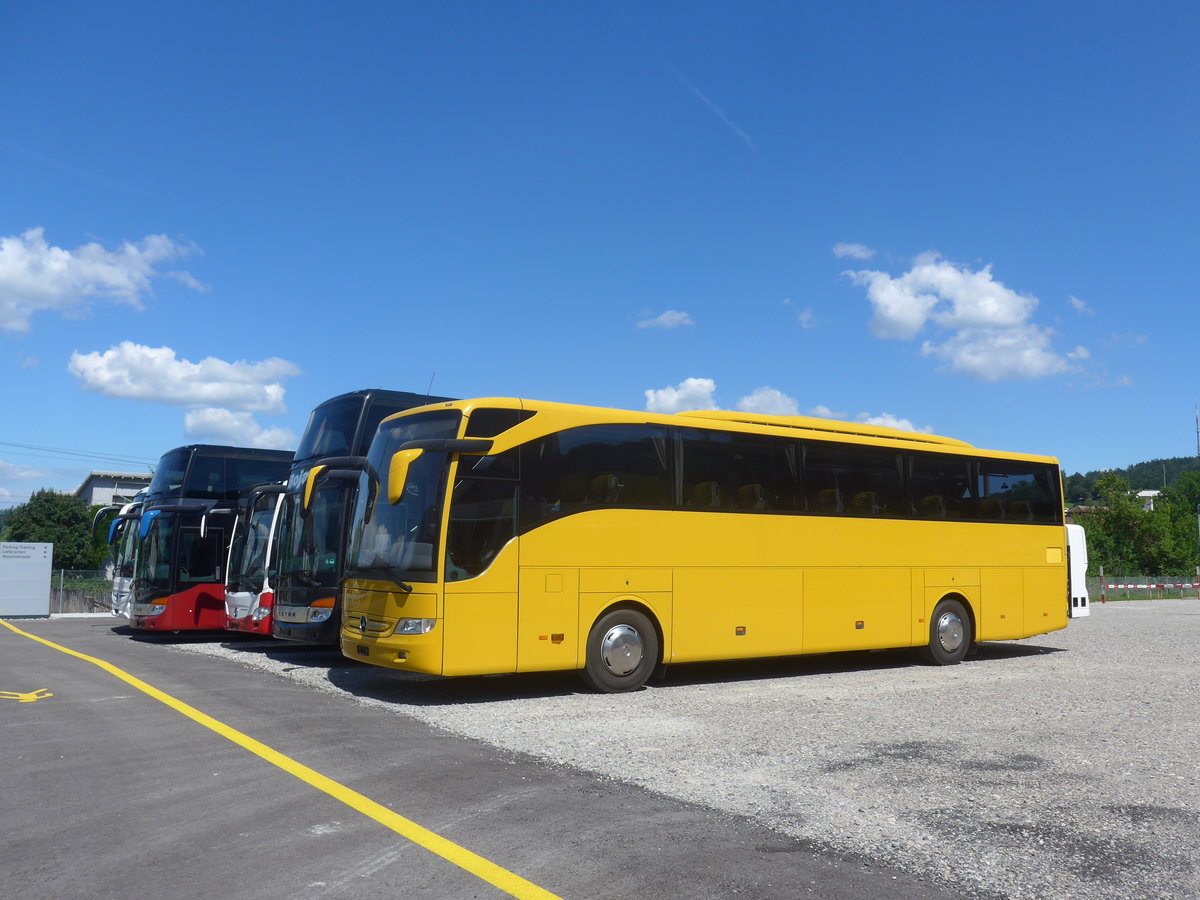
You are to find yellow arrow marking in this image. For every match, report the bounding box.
[0,688,54,702]
[0,620,561,899]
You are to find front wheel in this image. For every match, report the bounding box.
[920,597,972,665]
[581,608,659,693]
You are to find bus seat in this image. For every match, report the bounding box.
[979,498,1003,519]
[851,491,879,514]
[736,483,765,509]
[589,474,620,504]
[687,481,721,507]
[918,495,946,518]
[814,488,843,513]
[1007,500,1032,520]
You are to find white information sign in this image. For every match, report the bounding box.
[0,542,53,616]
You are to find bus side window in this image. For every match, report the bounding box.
[910,453,973,519]
[679,428,798,513]
[802,443,903,517]
[976,462,1062,525]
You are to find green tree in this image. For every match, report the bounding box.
[0,489,106,570]
[1073,473,1191,576]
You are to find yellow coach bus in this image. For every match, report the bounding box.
[318,397,1086,692]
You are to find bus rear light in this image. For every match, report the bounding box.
[395,618,436,635]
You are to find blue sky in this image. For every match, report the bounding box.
[3,1,1198,505]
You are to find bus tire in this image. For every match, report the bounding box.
[581,608,659,693]
[920,597,971,665]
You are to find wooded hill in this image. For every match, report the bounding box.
[1064,456,1200,504]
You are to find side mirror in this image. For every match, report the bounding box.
[387,448,424,505]
[302,465,328,515]
[200,506,232,538]
[139,509,161,540]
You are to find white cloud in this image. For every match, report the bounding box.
[68,342,300,413]
[856,412,932,433]
[735,386,799,416]
[638,309,695,330]
[1069,295,1095,316]
[846,253,1076,381]
[807,404,845,419]
[0,227,204,333]
[645,381,932,433]
[920,325,1069,381]
[1067,346,1091,360]
[833,242,875,260]
[184,409,296,450]
[644,377,718,413]
[0,458,45,482]
[783,298,816,329]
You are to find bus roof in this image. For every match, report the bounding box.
[308,389,455,411]
[381,397,1059,464]
[674,409,973,448]
[156,444,295,460]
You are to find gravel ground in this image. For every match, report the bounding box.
[171,599,1200,900]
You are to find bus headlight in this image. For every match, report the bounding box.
[309,607,333,623]
[251,607,271,621]
[395,618,436,635]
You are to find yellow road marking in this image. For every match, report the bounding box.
[0,687,53,702]
[0,620,562,900]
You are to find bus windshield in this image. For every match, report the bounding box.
[133,514,174,597]
[294,398,364,463]
[276,487,348,591]
[146,449,190,499]
[227,495,277,593]
[113,518,138,579]
[346,410,461,587]
[133,513,226,597]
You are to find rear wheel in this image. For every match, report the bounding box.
[920,597,972,665]
[581,608,659,693]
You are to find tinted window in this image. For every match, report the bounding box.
[977,461,1061,524]
[185,456,226,499]
[520,424,671,530]
[178,526,224,584]
[909,453,975,519]
[147,449,189,498]
[295,398,364,462]
[465,408,535,438]
[227,457,292,496]
[446,448,520,580]
[803,442,905,516]
[679,428,799,511]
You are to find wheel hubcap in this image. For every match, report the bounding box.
[936,612,965,653]
[600,624,643,676]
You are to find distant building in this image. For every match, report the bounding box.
[1136,490,1161,511]
[73,472,152,507]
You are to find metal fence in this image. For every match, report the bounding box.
[1090,570,1200,601]
[51,570,113,614]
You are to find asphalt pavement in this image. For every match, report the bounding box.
[1,616,968,900]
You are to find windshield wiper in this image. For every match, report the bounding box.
[291,570,322,587]
[351,563,413,594]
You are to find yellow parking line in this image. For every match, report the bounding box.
[0,620,562,900]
